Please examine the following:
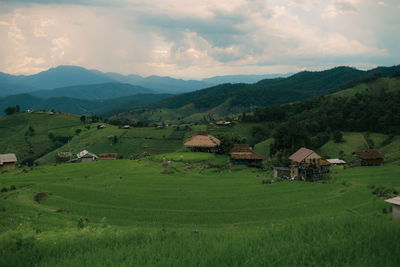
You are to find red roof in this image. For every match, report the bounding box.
[288,147,314,163]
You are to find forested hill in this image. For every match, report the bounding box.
[154,65,400,112]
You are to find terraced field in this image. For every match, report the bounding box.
[1,157,399,266]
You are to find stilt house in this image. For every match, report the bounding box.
[289,147,331,180]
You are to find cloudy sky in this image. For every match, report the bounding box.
[0,0,399,79]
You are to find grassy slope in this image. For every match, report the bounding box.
[333,77,400,97]
[0,113,82,163]
[0,159,399,266]
[37,126,189,164]
[254,138,273,158]
[319,132,400,164]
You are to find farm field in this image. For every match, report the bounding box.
[1,157,399,266]
[0,113,82,164]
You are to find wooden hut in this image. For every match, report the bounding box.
[184,131,221,153]
[352,149,384,166]
[99,153,118,160]
[77,150,98,162]
[288,147,331,180]
[0,154,17,170]
[230,144,264,167]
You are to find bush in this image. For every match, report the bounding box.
[0,230,35,252]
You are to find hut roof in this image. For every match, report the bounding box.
[57,152,72,158]
[289,147,330,165]
[99,153,118,159]
[353,149,384,160]
[289,147,314,163]
[385,197,400,206]
[230,144,264,160]
[327,158,346,164]
[77,150,98,159]
[184,132,221,148]
[0,153,17,165]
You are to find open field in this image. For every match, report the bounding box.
[320,132,400,164]
[1,157,399,266]
[0,113,83,164]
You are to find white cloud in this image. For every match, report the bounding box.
[323,0,361,18]
[0,0,397,78]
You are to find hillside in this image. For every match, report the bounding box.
[0,93,171,115]
[0,113,83,165]
[120,65,400,121]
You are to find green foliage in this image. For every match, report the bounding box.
[214,133,247,154]
[333,130,344,143]
[5,105,18,115]
[270,119,310,158]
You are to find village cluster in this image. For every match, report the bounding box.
[1,130,385,181]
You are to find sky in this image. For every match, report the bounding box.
[0,0,399,79]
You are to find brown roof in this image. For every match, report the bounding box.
[353,149,384,159]
[288,147,314,163]
[230,144,264,160]
[231,144,251,152]
[99,153,118,159]
[0,153,17,165]
[230,152,264,160]
[184,132,221,148]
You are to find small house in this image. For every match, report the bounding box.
[97,125,106,129]
[273,167,290,178]
[352,149,384,166]
[216,121,225,126]
[99,153,118,160]
[327,158,346,165]
[385,197,400,220]
[122,125,130,129]
[0,154,17,170]
[184,131,221,153]
[230,144,264,167]
[289,147,331,180]
[77,150,98,162]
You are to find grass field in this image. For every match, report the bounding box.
[1,156,399,266]
[0,113,83,164]
[320,132,400,164]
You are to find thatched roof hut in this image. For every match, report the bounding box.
[230,144,264,160]
[184,131,220,152]
[0,153,17,170]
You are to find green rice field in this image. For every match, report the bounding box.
[1,157,399,266]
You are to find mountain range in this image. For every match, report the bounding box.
[0,65,290,97]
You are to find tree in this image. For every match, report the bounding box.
[80,115,86,123]
[5,106,17,115]
[270,119,310,158]
[16,105,20,112]
[333,130,344,143]
[75,129,82,135]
